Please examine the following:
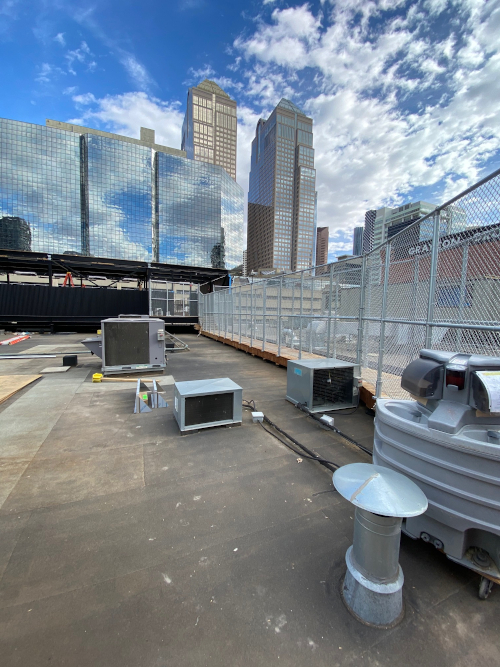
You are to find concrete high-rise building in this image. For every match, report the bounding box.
[361,201,437,253]
[246,99,316,274]
[315,226,329,273]
[373,201,437,248]
[352,226,363,256]
[242,249,247,277]
[181,79,237,181]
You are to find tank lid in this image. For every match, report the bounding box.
[333,463,428,517]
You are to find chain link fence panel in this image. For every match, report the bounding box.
[200,168,500,398]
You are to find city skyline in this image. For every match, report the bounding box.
[0,1,499,262]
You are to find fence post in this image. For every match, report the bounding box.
[457,243,469,350]
[333,275,339,358]
[425,212,441,349]
[218,292,222,336]
[278,276,283,358]
[356,254,367,367]
[262,281,267,351]
[148,265,152,316]
[250,281,254,349]
[375,244,392,399]
[239,288,242,344]
[309,274,314,353]
[231,286,234,341]
[326,264,333,358]
[299,271,304,359]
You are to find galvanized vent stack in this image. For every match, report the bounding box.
[333,463,428,627]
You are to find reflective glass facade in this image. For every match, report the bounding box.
[0,117,244,268]
[0,118,81,254]
[86,135,153,261]
[156,153,244,268]
[221,172,245,269]
[247,99,316,273]
[157,154,222,267]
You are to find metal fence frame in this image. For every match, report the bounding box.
[200,167,500,399]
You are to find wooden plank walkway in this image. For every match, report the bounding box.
[199,329,407,405]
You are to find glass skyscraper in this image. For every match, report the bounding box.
[0,117,244,268]
[181,79,237,181]
[246,99,316,273]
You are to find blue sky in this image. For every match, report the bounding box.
[1,0,500,260]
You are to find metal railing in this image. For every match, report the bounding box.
[199,168,500,398]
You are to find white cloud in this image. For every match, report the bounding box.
[35,62,65,84]
[72,7,155,91]
[54,32,65,47]
[68,91,184,150]
[119,54,155,90]
[66,41,93,75]
[232,0,500,241]
[73,92,96,105]
[184,64,216,86]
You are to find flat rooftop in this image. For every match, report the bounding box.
[0,334,498,666]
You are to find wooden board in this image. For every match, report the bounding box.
[200,329,401,407]
[0,375,42,405]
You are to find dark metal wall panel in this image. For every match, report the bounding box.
[0,284,148,318]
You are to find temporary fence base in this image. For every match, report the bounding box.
[200,330,322,366]
[200,329,394,408]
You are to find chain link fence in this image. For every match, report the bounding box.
[199,168,500,399]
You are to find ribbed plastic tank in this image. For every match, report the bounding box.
[373,350,500,584]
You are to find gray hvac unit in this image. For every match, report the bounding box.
[173,378,242,433]
[286,358,360,412]
[100,315,166,375]
[374,349,500,598]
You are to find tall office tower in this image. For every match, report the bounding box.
[181,79,237,180]
[247,99,316,273]
[242,249,247,277]
[353,226,363,255]
[362,210,376,253]
[315,226,329,273]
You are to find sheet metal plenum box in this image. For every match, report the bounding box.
[286,358,359,412]
[101,317,166,375]
[174,378,242,432]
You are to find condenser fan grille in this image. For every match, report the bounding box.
[313,367,353,406]
[185,392,234,426]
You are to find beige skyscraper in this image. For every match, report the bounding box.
[181,79,237,180]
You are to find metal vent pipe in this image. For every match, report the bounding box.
[333,463,428,628]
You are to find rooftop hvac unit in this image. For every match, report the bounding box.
[99,316,166,375]
[286,358,360,412]
[173,378,242,433]
[374,349,500,599]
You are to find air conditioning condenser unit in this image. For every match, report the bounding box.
[286,358,360,412]
[100,316,166,375]
[173,378,242,433]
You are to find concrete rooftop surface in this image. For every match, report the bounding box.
[0,333,498,667]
